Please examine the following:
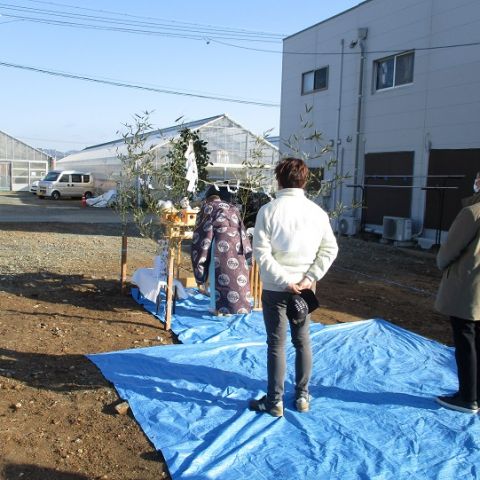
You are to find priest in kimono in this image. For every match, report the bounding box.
[191,185,253,315]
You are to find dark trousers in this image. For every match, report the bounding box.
[262,290,312,404]
[450,316,480,402]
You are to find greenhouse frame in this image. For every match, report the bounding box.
[57,114,279,193]
[0,130,51,191]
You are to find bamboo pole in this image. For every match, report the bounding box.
[255,262,262,309]
[249,260,254,290]
[120,234,128,294]
[176,240,182,278]
[250,259,262,310]
[165,240,176,331]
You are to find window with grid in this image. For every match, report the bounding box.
[375,51,414,90]
[302,66,329,94]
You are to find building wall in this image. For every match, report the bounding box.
[280,0,480,234]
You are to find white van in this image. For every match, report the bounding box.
[37,170,95,200]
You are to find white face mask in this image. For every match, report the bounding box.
[475,183,480,193]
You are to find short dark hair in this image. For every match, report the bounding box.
[275,157,309,189]
[205,184,232,203]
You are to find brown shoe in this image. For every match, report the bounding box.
[249,395,283,417]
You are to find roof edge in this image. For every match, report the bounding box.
[217,114,280,151]
[283,0,371,41]
[84,114,227,151]
[0,129,53,160]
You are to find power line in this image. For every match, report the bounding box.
[4,4,479,55]
[0,2,284,41]
[0,60,280,108]
[5,1,477,57]
[22,0,286,38]
[211,37,480,55]
[0,11,282,42]
[2,57,277,103]
[0,17,24,24]
[0,13,216,41]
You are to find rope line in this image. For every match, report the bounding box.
[332,264,436,297]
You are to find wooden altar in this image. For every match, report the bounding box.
[161,209,197,331]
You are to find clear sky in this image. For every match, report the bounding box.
[0,0,360,151]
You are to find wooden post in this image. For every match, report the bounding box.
[120,234,128,294]
[165,240,175,331]
[175,240,182,278]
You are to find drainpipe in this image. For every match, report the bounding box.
[338,146,345,213]
[333,38,345,222]
[353,28,368,210]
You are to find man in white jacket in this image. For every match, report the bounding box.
[250,157,338,417]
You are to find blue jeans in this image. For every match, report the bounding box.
[262,290,312,404]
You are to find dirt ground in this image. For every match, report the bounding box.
[0,217,449,480]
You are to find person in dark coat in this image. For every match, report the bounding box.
[435,201,480,414]
[191,185,253,315]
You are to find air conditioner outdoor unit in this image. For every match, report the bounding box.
[338,216,360,236]
[382,216,412,242]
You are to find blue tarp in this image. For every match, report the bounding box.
[131,288,289,344]
[88,292,480,480]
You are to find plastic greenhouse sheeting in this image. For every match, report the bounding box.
[88,313,480,480]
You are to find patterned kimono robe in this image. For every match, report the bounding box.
[191,198,252,314]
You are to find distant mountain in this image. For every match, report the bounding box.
[39,148,79,160]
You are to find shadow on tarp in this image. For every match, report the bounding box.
[88,317,480,480]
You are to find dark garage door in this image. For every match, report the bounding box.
[363,152,414,225]
[424,149,480,231]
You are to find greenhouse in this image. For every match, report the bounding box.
[57,114,279,192]
[0,130,51,191]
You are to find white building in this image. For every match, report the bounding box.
[280,0,480,242]
[57,114,278,193]
[0,130,51,191]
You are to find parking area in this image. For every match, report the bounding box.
[0,191,119,223]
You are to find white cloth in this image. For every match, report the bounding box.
[253,188,338,292]
[85,189,116,208]
[184,139,198,193]
[180,196,191,209]
[154,241,169,278]
[131,268,188,303]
